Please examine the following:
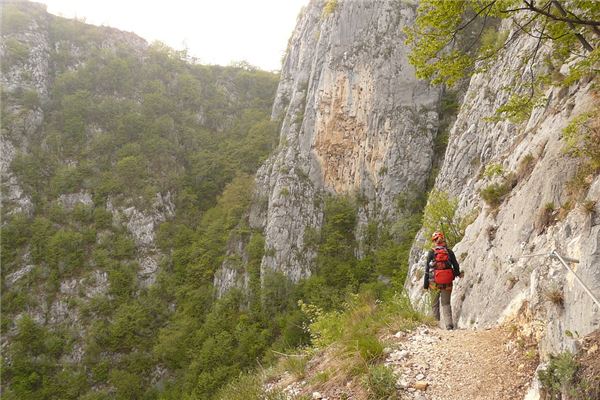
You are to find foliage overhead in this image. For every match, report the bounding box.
[406,0,600,87]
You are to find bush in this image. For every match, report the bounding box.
[282,354,309,379]
[364,365,398,400]
[422,189,475,247]
[539,352,579,399]
[2,38,30,66]
[563,111,600,199]
[480,181,512,208]
[304,291,425,354]
[215,372,287,400]
[323,0,339,17]
[355,334,384,363]
[1,4,33,33]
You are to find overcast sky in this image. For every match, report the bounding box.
[38,0,309,71]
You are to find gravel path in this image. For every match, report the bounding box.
[385,326,538,400]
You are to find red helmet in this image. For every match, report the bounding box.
[431,231,445,243]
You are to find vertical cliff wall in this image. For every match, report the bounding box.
[405,18,599,357]
[215,0,441,295]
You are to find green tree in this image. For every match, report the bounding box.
[406,1,600,119]
[406,0,600,86]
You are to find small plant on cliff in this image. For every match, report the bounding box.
[422,189,475,247]
[536,202,557,232]
[581,200,597,215]
[483,163,504,178]
[479,172,517,209]
[539,352,580,399]
[563,110,600,199]
[480,181,511,208]
[323,0,339,17]
[544,285,564,306]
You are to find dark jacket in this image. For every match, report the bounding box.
[424,247,460,289]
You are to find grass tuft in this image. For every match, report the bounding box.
[544,286,564,306]
[363,364,398,400]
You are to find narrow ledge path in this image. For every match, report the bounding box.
[385,326,538,400]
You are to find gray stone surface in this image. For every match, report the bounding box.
[405,20,600,358]
[215,0,441,294]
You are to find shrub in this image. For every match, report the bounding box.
[563,111,600,199]
[1,4,33,33]
[282,354,309,379]
[355,334,384,363]
[215,372,288,400]
[539,352,579,399]
[2,38,30,66]
[363,365,398,400]
[422,189,475,247]
[323,0,339,17]
[304,291,425,353]
[483,163,504,178]
[480,180,512,208]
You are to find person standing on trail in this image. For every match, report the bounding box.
[424,231,462,330]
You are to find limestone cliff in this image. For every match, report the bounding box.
[215,0,441,295]
[404,18,600,359]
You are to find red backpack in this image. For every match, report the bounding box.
[432,246,454,285]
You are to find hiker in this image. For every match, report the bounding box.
[423,231,462,330]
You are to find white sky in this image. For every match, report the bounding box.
[38,0,309,71]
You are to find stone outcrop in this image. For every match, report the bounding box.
[405,19,600,358]
[215,0,441,295]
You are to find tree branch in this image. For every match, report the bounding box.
[522,0,600,27]
[550,0,594,51]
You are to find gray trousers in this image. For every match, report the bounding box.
[431,289,453,329]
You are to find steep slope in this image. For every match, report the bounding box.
[264,325,538,400]
[1,2,280,398]
[215,0,441,295]
[405,16,600,358]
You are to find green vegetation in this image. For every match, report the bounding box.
[323,0,339,17]
[214,373,287,400]
[421,189,475,247]
[480,181,512,208]
[539,352,583,399]
[293,291,425,397]
[364,365,398,400]
[483,163,504,178]
[479,164,518,209]
[563,110,600,199]
[405,0,600,120]
[1,3,282,399]
[303,291,423,355]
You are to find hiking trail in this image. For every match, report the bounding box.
[268,324,540,400]
[383,325,538,400]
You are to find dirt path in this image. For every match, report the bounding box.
[385,326,538,400]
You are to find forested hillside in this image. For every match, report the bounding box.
[0,2,290,398]
[2,2,421,399]
[3,0,599,399]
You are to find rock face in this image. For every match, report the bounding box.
[0,2,164,337]
[405,20,600,357]
[0,2,162,286]
[215,0,441,295]
[0,2,50,217]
